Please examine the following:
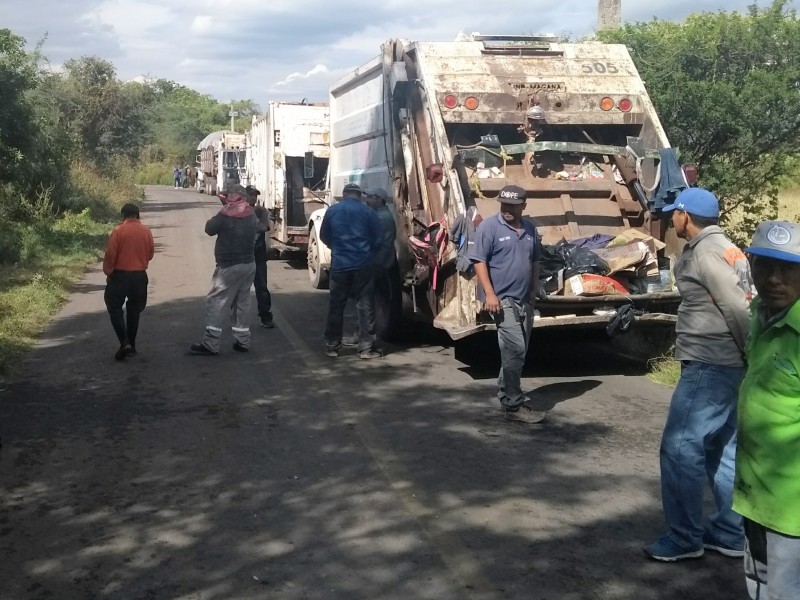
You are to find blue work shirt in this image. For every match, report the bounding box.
[320,197,382,272]
[468,213,541,302]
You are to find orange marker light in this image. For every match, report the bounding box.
[464,96,479,110]
[600,97,615,111]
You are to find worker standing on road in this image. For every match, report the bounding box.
[173,166,182,189]
[343,187,396,347]
[190,183,257,355]
[245,185,274,329]
[734,221,800,599]
[102,203,155,361]
[468,185,545,424]
[644,188,755,562]
[320,183,383,359]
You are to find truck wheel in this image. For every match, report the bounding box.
[307,227,329,289]
[375,265,406,342]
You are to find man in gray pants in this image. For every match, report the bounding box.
[190,183,257,355]
[469,185,545,423]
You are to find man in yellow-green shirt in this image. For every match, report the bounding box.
[735,220,800,600]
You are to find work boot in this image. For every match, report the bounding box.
[325,344,341,358]
[189,343,218,356]
[260,316,275,329]
[115,344,133,361]
[232,341,249,353]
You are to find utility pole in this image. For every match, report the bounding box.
[598,0,622,31]
[229,102,239,132]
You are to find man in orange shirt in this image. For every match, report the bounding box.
[103,203,155,361]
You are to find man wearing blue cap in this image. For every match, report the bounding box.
[469,184,545,424]
[734,221,800,599]
[645,188,756,562]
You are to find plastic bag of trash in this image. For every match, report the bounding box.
[552,240,609,278]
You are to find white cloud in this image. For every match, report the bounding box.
[1,0,793,106]
[274,64,329,87]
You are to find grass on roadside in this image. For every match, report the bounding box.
[0,211,111,378]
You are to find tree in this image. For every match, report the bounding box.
[598,0,800,243]
[0,28,38,186]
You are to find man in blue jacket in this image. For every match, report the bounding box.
[320,183,382,359]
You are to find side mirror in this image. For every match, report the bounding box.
[304,151,315,179]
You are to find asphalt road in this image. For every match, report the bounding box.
[0,186,745,600]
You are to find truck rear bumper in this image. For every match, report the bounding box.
[435,311,677,341]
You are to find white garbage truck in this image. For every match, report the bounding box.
[196,130,247,196]
[246,101,330,251]
[307,36,687,340]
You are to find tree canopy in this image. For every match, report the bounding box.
[598,0,800,241]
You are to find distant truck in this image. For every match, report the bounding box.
[245,102,329,251]
[196,130,247,196]
[308,36,686,340]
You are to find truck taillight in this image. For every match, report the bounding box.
[618,98,633,112]
[463,96,479,110]
[600,97,614,111]
[443,95,458,109]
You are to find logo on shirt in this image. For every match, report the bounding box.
[767,225,792,246]
[498,235,511,242]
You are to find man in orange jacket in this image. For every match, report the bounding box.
[102,203,155,361]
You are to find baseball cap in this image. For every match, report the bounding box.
[746,220,800,264]
[661,188,719,219]
[342,182,362,195]
[497,185,526,205]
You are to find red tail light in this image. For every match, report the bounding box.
[618,98,633,112]
[443,95,458,109]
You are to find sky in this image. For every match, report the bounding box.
[1,0,793,108]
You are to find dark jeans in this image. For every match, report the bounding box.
[325,268,375,352]
[104,271,148,348]
[254,258,272,319]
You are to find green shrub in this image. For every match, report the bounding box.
[136,162,176,185]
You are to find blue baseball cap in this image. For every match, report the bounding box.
[661,188,720,219]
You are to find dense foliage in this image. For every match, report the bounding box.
[0,27,258,227]
[598,0,800,243]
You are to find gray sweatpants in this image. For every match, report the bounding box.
[201,263,256,353]
[493,297,533,409]
[745,519,800,600]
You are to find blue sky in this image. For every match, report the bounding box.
[2,0,792,106]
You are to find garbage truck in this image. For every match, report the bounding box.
[307,35,687,340]
[196,130,247,196]
[246,101,329,251]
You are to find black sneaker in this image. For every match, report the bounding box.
[232,341,249,353]
[260,316,275,329]
[189,343,218,356]
[325,345,340,358]
[359,348,384,360]
[115,344,132,361]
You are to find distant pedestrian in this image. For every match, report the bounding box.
[735,220,800,600]
[469,184,545,424]
[173,166,181,189]
[644,188,755,562]
[190,183,257,355]
[102,203,155,361]
[320,183,383,359]
[245,185,274,329]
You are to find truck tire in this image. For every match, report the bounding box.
[375,265,406,342]
[307,227,329,289]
